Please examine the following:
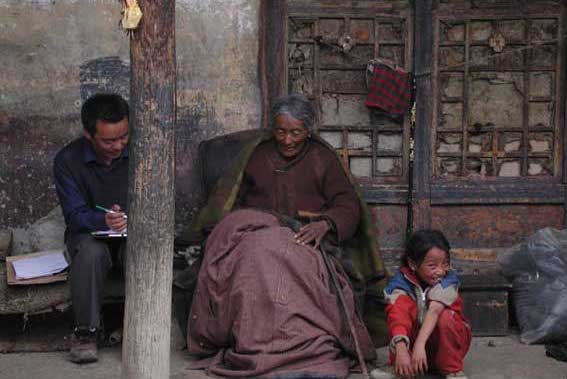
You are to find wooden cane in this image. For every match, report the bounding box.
[318,245,371,379]
[290,211,370,378]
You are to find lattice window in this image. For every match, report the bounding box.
[434,16,563,178]
[287,15,411,183]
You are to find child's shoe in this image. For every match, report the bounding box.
[370,366,396,379]
[446,371,468,379]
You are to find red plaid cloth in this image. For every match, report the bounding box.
[365,63,413,115]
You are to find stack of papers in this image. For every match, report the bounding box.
[11,250,68,280]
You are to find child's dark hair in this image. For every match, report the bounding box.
[81,93,129,137]
[403,229,451,267]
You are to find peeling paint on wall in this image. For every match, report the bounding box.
[0,0,261,229]
[174,0,261,226]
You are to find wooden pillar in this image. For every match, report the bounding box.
[262,0,288,122]
[122,1,176,378]
[412,0,433,231]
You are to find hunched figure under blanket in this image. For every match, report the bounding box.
[185,93,385,378]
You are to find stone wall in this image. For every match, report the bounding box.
[0,0,261,232]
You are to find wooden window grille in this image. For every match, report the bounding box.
[286,15,412,184]
[433,16,563,178]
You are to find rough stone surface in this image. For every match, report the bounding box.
[10,206,66,256]
[0,230,11,259]
[0,262,70,314]
[0,207,69,315]
[9,228,32,258]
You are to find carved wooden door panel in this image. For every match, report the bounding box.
[263,0,566,273]
[427,0,566,262]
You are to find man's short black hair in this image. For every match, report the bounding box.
[81,93,129,136]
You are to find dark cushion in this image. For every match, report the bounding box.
[198,129,265,195]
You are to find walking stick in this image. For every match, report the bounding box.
[283,212,370,379]
[318,244,371,379]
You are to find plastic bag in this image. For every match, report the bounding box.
[498,227,567,344]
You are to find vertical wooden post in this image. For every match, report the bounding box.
[263,0,288,116]
[412,0,433,231]
[123,1,176,378]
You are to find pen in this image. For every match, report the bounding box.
[95,205,128,219]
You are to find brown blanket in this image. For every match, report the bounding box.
[187,209,376,378]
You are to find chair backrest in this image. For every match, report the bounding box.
[198,129,265,196]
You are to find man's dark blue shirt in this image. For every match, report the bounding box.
[53,137,129,237]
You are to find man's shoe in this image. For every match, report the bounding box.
[68,329,98,364]
[446,371,468,379]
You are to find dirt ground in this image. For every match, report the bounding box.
[0,333,566,379]
[0,307,566,379]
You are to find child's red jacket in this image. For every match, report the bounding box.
[384,266,468,346]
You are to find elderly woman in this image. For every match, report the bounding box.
[185,94,385,378]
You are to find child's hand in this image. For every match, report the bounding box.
[394,342,415,378]
[411,343,428,375]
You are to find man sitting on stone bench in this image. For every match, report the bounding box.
[53,93,129,364]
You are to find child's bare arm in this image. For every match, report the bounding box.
[394,340,414,378]
[411,300,445,375]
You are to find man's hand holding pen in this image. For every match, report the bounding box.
[102,204,127,232]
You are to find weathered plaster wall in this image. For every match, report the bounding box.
[176,0,261,225]
[0,0,261,231]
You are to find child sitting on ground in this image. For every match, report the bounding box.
[383,230,471,379]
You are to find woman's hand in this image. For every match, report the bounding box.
[105,204,127,232]
[294,220,330,249]
[394,341,415,378]
[411,342,428,376]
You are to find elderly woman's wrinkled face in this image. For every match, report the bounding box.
[273,114,309,158]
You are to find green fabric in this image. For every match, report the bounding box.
[180,132,388,340]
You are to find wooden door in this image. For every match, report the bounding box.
[425,0,566,262]
[261,0,566,274]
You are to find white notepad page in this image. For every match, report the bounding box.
[11,250,69,280]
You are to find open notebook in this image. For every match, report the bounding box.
[91,229,127,238]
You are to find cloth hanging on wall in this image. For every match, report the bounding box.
[365,59,413,117]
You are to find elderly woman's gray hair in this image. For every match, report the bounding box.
[271,93,316,131]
